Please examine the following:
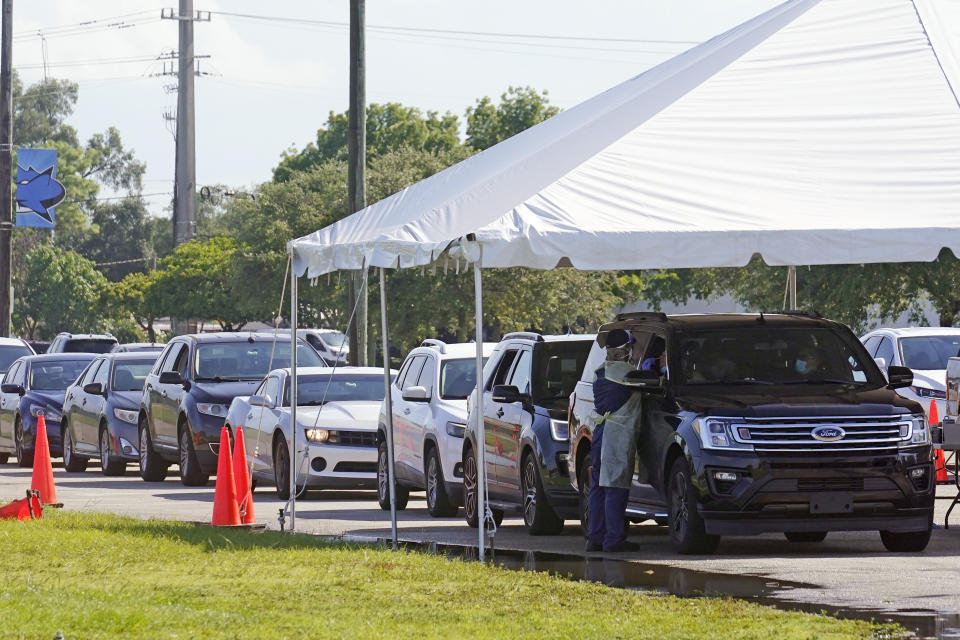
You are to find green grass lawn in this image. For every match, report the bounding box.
[0,511,902,639]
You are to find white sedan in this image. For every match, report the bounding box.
[226,366,394,499]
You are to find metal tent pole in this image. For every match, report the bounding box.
[473,248,487,562]
[788,265,797,310]
[289,265,298,530]
[379,267,398,550]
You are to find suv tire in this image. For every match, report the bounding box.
[880,520,932,553]
[99,426,126,476]
[178,424,209,486]
[425,447,456,517]
[62,424,88,472]
[784,531,827,543]
[463,446,503,528]
[667,457,719,555]
[521,453,563,535]
[377,440,409,511]
[15,418,33,468]
[138,419,168,482]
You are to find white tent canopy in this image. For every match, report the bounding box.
[290,0,960,276]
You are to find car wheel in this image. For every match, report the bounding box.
[178,425,209,487]
[880,517,932,553]
[62,424,88,472]
[99,426,126,476]
[425,447,456,517]
[377,439,409,511]
[463,447,479,528]
[784,531,827,543]
[667,457,719,555]
[15,418,33,468]
[578,457,592,538]
[138,418,168,482]
[521,453,563,535]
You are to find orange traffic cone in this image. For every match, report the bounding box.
[211,426,241,526]
[31,414,57,504]
[232,426,255,524]
[0,490,42,520]
[930,399,949,483]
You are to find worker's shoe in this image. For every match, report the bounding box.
[585,540,603,553]
[603,540,642,553]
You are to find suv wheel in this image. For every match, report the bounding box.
[578,458,592,538]
[138,419,168,482]
[521,453,563,535]
[99,426,126,476]
[667,457,719,555]
[377,440,409,511]
[15,418,33,468]
[178,425,209,486]
[463,447,480,528]
[425,447,456,517]
[62,424,88,472]
[880,519,932,553]
[784,531,827,543]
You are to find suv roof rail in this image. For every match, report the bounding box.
[770,309,821,319]
[420,339,447,353]
[613,311,668,322]
[502,331,544,342]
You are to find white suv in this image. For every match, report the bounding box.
[860,327,960,419]
[378,340,494,517]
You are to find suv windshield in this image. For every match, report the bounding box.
[29,360,90,390]
[283,374,386,405]
[677,327,882,387]
[900,335,960,370]
[64,339,117,354]
[112,360,155,391]
[439,357,488,399]
[195,341,323,381]
[0,345,32,373]
[318,332,348,349]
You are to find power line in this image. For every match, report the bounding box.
[13,10,160,41]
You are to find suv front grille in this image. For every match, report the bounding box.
[731,415,908,454]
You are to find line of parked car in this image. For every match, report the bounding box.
[0,316,948,555]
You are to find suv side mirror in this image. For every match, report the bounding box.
[1,383,24,395]
[158,371,186,386]
[248,394,269,408]
[624,369,664,388]
[401,386,430,402]
[83,382,104,396]
[886,365,913,390]
[492,384,528,404]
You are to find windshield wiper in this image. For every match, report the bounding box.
[195,376,243,382]
[782,378,865,386]
[687,378,775,385]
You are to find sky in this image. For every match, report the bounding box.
[11,0,781,215]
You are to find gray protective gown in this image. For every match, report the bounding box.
[597,361,645,489]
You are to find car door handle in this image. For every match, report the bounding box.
[247,413,254,421]
[81,399,86,406]
[496,408,504,418]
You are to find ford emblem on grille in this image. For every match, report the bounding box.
[811,426,845,442]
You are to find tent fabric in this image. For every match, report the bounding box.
[289,0,960,277]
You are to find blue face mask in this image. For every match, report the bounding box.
[795,360,808,374]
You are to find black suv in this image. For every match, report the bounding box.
[569,312,935,554]
[137,333,324,485]
[462,332,593,534]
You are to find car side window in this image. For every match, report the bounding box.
[488,348,519,390]
[264,376,281,406]
[12,362,26,386]
[402,356,426,391]
[161,344,186,374]
[861,336,880,356]
[416,356,437,396]
[94,360,110,386]
[81,360,102,386]
[875,337,895,366]
[507,349,532,395]
[395,357,413,389]
[4,361,20,383]
[153,344,177,374]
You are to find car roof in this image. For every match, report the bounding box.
[408,342,497,359]
[20,353,97,364]
[602,312,841,332]
[271,366,398,376]
[175,332,299,344]
[100,352,161,362]
[864,327,960,338]
[57,333,116,340]
[0,337,29,347]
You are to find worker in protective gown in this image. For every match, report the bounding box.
[586,329,647,553]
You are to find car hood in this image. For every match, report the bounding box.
[192,380,261,403]
[25,390,65,410]
[909,370,945,391]
[674,385,921,417]
[293,401,381,431]
[111,390,142,409]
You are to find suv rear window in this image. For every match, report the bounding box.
[64,339,117,354]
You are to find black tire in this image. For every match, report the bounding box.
[521,453,564,535]
[667,457,720,555]
[178,424,209,487]
[464,446,480,528]
[377,439,409,511]
[0,453,8,464]
[62,424,88,472]
[784,531,827,543]
[880,520,932,553]
[99,426,126,476]
[250,478,257,493]
[578,457,592,538]
[138,419,168,482]
[15,418,33,468]
[425,447,457,517]
[273,434,305,500]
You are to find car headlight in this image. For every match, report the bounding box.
[445,421,466,438]
[900,414,930,446]
[693,417,753,451]
[549,419,568,442]
[113,408,139,424]
[30,405,61,422]
[305,428,331,444]
[197,403,229,417]
[910,386,946,399]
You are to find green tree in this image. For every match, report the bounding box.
[111,270,164,342]
[14,244,111,339]
[80,197,156,281]
[465,86,560,150]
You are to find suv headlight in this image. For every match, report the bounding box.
[693,417,753,451]
[113,408,139,424]
[197,403,228,417]
[910,386,946,399]
[900,414,929,446]
[549,419,568,442]
[30,405,61,422]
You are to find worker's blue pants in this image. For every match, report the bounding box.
[586,422,629,550]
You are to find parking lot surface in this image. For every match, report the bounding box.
[4,463,960,621]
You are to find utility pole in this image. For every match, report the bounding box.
[0,0,13,337]
[347,0,367,366]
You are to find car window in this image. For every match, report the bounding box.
[159,343,185,373]
[194,340,323,381]
[488,348,519,390]
[4,361,20,383]
[899,335,960,370]
[416,356,437,396]
[283,373,387,405]
[264,376,281,406]
[80,360,103,386]
[172,345,190,376]
[395,357,413,389]
[439,357,489,400]
[112,360,153,391]
[533,340,593,402]
[64,339,117,354]
[507,350,532,395]
[861,335,881,356]
[29,360,91,391]
[401,356,426,391]
[0,345,32,373]
[875,337,895,367]
[11,361,26,385]
[93,360,110,386]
